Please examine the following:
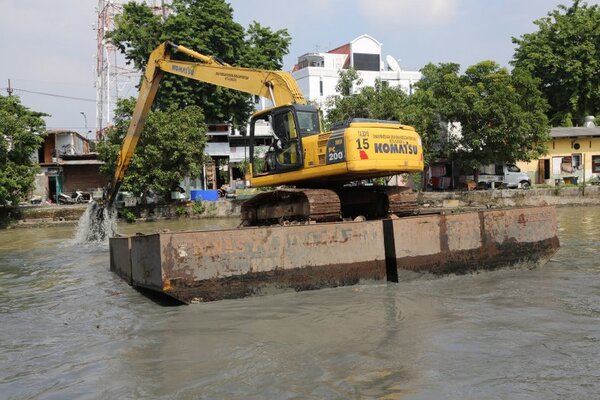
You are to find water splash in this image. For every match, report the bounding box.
[74,202,118,243]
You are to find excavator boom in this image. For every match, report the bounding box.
[106,42,306,205]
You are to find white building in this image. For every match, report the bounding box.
[291,34,421,110]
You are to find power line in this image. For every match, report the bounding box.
[5,77,92,87]
[1,87,96,103]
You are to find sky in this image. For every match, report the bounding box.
[0,0,597,139]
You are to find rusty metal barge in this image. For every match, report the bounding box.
[110,206,559,304]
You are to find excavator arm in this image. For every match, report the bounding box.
[101,42,423,227]
[106,41,306,205]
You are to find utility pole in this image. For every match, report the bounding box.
[7,79,13,96]
[80,112,89,139]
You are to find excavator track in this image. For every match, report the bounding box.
[240,189,341,226]
[240,186,418,226]
[336,185,417,220]
[381,186,418,216]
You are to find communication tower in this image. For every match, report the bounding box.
[95,0,170,140]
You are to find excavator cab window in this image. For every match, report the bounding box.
[296,110,320,136]
[249,107,303,176]
[270,109,301,170]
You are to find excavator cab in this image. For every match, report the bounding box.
[249,104,321,176]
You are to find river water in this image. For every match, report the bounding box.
[0,207,599,399]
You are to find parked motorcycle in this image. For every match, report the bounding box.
[57,191,92,205]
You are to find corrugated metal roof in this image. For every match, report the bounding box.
[551,127,600,138]
[61,160,104,165]
[205,142,231,156]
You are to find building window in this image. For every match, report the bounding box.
[319,79,323,96]
[593,155,600,173]
[554,154,583,173]
[353,53,380,71]
[572,153,582,170]
[561,156,573,173]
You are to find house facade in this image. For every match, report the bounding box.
[33,130,106,203]
[518,118,600,185]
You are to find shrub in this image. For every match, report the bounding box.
[122,209,136,223]
[175,206,188,216]
[589,176,600,185]
[191,201,205,215]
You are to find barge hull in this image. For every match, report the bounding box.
[109,206,559,303]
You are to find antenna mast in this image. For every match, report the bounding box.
[95,1,171,141]
[96,1,171,141]
[96,0,124,141]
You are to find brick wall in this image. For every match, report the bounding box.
[63,164,108,192]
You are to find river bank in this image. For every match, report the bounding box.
[2,186,599,229]
[0,200,242,229]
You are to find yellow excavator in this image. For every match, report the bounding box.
[105,42,424,225]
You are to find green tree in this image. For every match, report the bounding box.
[109,0,291,128]
[335,67,362,96]
[368,80,410,121]
[241,21,291,70]
[97,99,207,199]
[405,61,550,170]
[512,0,600,126]
[397,63,465,164]
[0,95,46,206]
[325,90,369,128]
[456,62,550,169]
[325,74,408,129]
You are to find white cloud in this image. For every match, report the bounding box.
[357,0,458,26]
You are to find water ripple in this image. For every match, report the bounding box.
[1,209,600,399]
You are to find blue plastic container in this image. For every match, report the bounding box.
[190,190,219,201]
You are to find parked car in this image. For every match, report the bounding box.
[475,164,531,189]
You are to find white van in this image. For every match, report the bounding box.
[477,164,531,189]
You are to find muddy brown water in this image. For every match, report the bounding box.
[0,208,599,399]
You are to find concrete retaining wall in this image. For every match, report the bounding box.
[110,206,560,303]
[419,186,600,209]
[8,186,599,228]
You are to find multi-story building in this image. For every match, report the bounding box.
[291,34,421,111]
